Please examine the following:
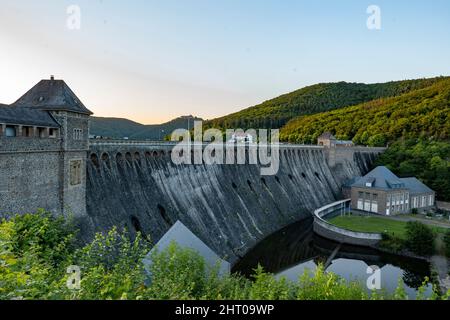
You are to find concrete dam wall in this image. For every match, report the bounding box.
[86,144,382,264]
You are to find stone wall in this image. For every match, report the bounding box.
[0,151,62,217]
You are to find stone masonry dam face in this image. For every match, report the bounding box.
[86,144,381,264]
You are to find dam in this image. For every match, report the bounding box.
[86,141,383,264]
[0,78,384,265]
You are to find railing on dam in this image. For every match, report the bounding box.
[89,139,179,147]
[89,139,385,151]
[313,199,382,246]
[89,139,326,149]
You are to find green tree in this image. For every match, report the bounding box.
[405,221,435,256]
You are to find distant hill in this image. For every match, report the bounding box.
[89,115,202,140]
[205,77,447,130]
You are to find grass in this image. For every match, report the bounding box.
[328,215,409,239]
[328,215,449,240]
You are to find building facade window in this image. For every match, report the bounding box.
[49,128,58,138]
[23,126,33,137]
[69,160,82,186]
[73,128,83,140]
[364,192,371,212]
[371,194,378,213]
[357,191,364,210]
[5,126,16,137]
[429,195,434,206]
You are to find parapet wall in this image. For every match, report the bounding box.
[313,199,382,246]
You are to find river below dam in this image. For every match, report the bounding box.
[233,217,433,298]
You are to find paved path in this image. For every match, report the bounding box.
[388,215,450,229]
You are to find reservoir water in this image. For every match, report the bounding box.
[233,217,433,298]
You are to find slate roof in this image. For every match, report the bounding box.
[13,78,93,115]
[0,104,60,127]
[351,166,434,194]
[400,177,435,195]
[351,166,406,190]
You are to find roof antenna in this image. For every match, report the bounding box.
[50,75,55,81]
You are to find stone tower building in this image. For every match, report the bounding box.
[0,77,92,229]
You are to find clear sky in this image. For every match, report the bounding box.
[1,0,449,124]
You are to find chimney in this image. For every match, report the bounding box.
[50,75,55,81]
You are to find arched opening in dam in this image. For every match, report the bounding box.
[157,204,172,226]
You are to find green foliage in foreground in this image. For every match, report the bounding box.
[1,211,449,300]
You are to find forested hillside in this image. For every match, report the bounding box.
[375,140,450,201]
[205,77,446,130]
[279,78,450,201]
[279,78,450,145]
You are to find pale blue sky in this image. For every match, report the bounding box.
[1,0,449,123]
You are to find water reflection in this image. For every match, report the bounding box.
[233,218,432,298]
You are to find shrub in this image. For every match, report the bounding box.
[0,210,77,300]
[444,230,450,257]
[70,227,151,300]
[1,212,448,300]
[405,221,435,256]
[379,232,405,252]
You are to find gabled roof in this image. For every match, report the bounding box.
[318,132,335,140]
[351,166,405,190]
[13,78,93,115]
[400,177,435,194]
[0,104,60,128]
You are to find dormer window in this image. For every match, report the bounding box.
[365,177,375,188]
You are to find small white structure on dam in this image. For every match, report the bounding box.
[143,221,231,283]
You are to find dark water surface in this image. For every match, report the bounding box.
[233,217,433,298]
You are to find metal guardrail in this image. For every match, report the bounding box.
[88,139,325,148]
